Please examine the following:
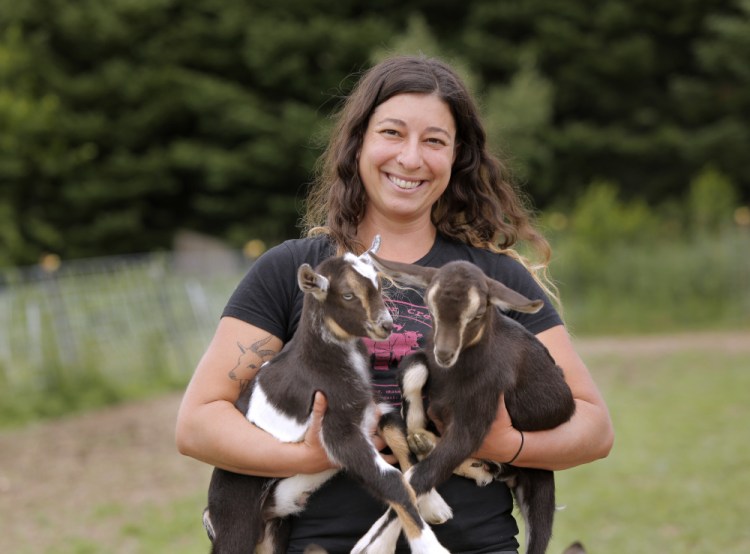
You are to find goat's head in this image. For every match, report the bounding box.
[370,256,543,368]
[298,236,393,342]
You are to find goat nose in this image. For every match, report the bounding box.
[435,349,455,367]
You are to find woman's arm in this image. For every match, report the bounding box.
[474,324,614,471]
[175,316,336,478]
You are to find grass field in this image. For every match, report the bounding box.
[1,331,748,553]
[540,332,750,553]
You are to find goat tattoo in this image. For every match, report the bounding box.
[203,237,453,554]
[359,256,577,554]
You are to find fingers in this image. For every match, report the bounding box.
[305,391,327,445]
[494,394,513,427]
[303,392,337,472]
[312,390,328,419]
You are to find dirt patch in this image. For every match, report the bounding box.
[0,393,212,552]
[1,331,747,552]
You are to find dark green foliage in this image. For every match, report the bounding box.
[0,0,395,265]
[1,0,749,266]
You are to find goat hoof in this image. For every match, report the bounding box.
[408,430,437,456]
[418,489,453,524]
[456,458,495,487]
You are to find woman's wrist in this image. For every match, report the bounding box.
[504,429,524,464]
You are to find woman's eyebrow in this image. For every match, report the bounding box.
[376,118,452,138]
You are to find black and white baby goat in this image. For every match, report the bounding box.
[203,239,451,554]
[358,257,576,554]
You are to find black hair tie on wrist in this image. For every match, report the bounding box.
[506,429,524,464]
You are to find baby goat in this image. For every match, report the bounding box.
[358,257,576,554]
[203,239,451,554]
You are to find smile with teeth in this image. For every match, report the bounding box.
[389,174,424,190]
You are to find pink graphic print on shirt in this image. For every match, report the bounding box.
[360,299,432,405]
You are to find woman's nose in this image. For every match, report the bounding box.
[396,140,422,169]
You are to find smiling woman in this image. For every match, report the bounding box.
[358,93,457,232]
[176,54,613,554]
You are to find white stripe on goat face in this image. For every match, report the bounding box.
[246,384,309,443]
[428,283,482,367]
[343,252,378,289]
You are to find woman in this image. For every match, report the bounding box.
[176,55,613,553]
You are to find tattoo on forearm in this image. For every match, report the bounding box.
[229,335,276,388]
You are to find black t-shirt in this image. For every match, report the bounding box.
[222,234,563,554]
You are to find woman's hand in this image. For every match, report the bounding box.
[473,395,524,463]
[298,391,340,473]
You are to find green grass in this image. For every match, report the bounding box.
[535,347,750,553]
[41,492,210,554]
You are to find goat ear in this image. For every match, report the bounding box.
[298,263,329,301]
[369,253,436,288]
[487,278,544,314]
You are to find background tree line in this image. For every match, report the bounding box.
[1,0,749,267]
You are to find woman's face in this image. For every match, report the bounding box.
[358,93,456,225]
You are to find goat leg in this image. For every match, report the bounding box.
[509,467,556,554]
[325,424,448,554]
[205,469,276,554]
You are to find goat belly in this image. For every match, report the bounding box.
[246,384,310,443]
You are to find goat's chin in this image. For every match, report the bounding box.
[434,356,457,369]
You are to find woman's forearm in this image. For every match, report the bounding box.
[175,317,336,478]
[510,399,614,471]
[176,393,335,478]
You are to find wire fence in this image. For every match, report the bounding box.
[0,250,251,396]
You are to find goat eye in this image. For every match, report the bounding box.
[342,293,355,301]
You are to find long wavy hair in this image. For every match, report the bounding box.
[302,54,558,303]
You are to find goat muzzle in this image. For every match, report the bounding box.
[367,319,393,341]
[434,349,458,368]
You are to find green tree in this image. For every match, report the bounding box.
[2,0,749,267]
[459,0,749,205]
[0,0,396,265]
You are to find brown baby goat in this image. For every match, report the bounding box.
[356,257,576,554]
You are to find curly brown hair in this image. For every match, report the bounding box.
[302,54,556,299]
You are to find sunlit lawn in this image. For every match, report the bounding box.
[541,347,750,553]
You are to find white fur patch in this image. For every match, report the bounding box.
[246,385,309,442]
[344,252,378,288]
[271,469,339,517]
[417,489,453,524]
[408,531,451,554]
[348,347,370,383]
[401,362,429,431]
[351,509,395,554]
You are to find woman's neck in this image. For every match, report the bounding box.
[358,217,436,263]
